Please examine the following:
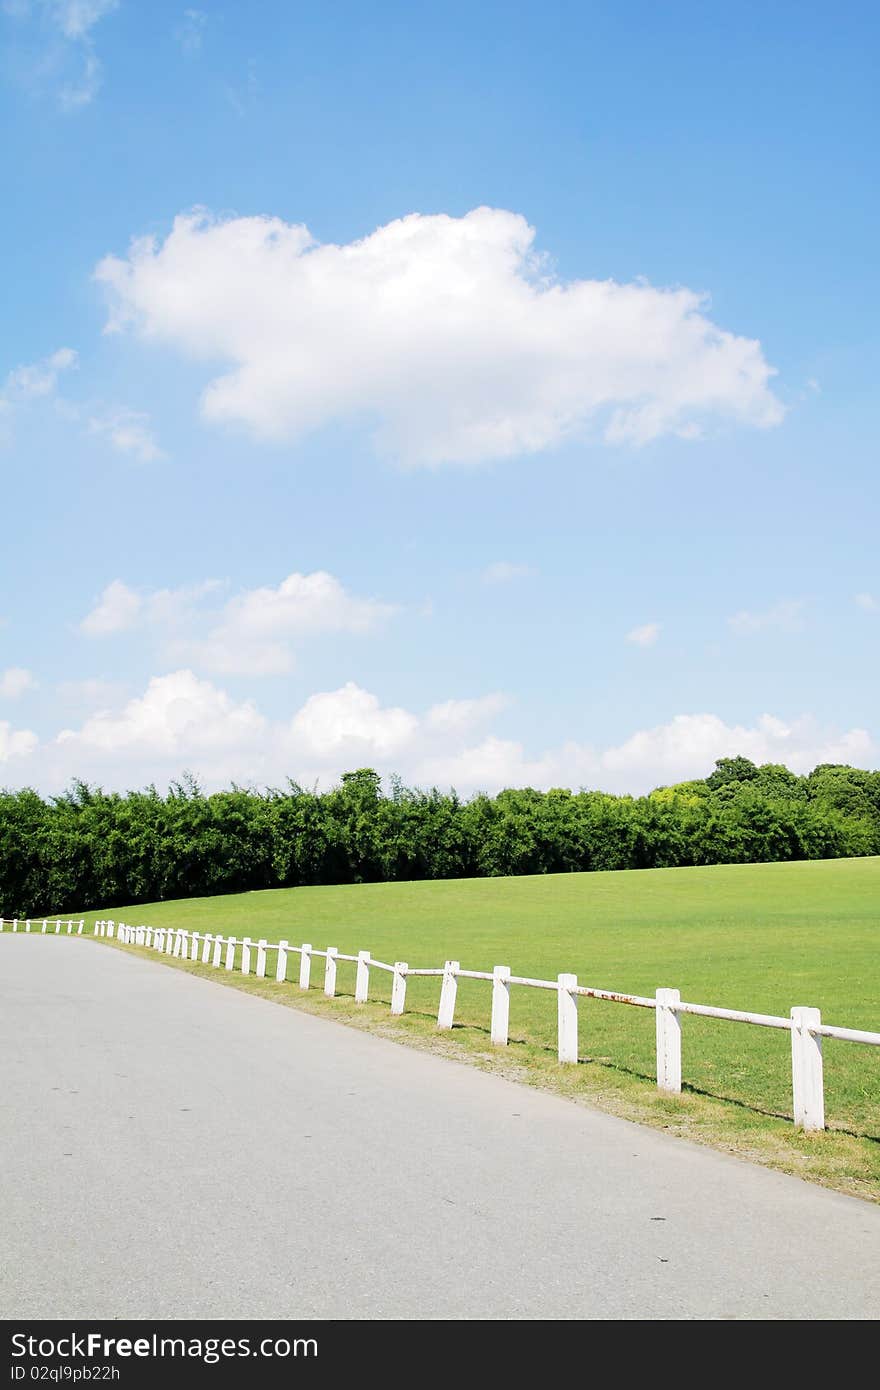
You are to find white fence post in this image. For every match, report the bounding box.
[437,960,459,1029]
[212,935,223,968]
[655,988,682,1093]
[225,937,236,970]
[107,921,115,938]
[276,940,288,983]
[241,938,252,975]
[187,931,197,960]
[299,943,312,991]
[43,920,48,934]
[201,933,212,964]
[391,962,408,1015]
[557,973,578,1064]
[55,920,61,934]
[25,919,31,932]
[791,1007,825,1132]
[355,950,370,1003]
[172,931,182,958]
[164,928,174,955]
[13,919,18,932]
[66,921,72,935]
[491,965,511,1045]
[324,946,338,997]
[256,939,267,978]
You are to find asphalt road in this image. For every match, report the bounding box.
[2,935,879,1320]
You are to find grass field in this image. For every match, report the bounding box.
[97,856,880,1197]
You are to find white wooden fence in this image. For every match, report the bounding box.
[0,917,84,935]
[84,916,880,1136]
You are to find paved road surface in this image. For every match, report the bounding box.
[2,935,879,1320]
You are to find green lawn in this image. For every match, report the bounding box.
[100,856,880,1147]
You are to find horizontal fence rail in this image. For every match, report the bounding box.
[6,916,879,1135]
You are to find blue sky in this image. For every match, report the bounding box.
[1,0,877,796]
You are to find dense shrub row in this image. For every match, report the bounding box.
[1,757,878,917]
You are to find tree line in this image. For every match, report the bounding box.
[1,757,879,917]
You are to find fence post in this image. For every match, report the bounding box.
[164,928,174,955]
[791,1007,825,1132]
[43,920,49,934]
[55,920,61,934]
[275,940,288,983]
[655,988,682,1093]
[66,921,72,935]
[491,965,511,1045]
[557,974,578,1064]
[107,921,115,938]
[12,919,18,932]
[185,931,195,960]
[200,932,211,964]
[391,962,408,1015]
[209,935,221,968]
[241,938,252,975]
[26,919,31,932]
[355,950,370,1003]
[225,937,236,970]
[437,960,459,1029]
[324,947,338,997]
[299,943,312,991]
[256,939,267,978]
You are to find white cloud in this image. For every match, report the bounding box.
[626,622,660,647]
[56,669,266,760]
[80,579,143,635]
[855,593,878,612]
[8,667,875,798]
[287,682,418,760]
[728,600,805,635]
[173,8,206,54]
[186,570,396,676]
[6,1,118,109]
[2,347,77,405]
[79,570,396,676]
[48,1,117,40]
[426,693,509,734]
[0,719,38,764]
[94,207,784,466]
[482,561,535,584]
[0,667,36,698]
[87,407,164,461]
[599,712,875,786]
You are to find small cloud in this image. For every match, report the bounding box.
[2,347,77,404]
[88,406,165,462]
[80,579,142,636]
[482,561,535,584]
[626,622,660,647]
[728,600,805,635]
[426,693,510,734]
[224,57,258,117]
[5,0,118,110]
[0,666,36,698]
[855,593,878,613]
[174,8,207,55]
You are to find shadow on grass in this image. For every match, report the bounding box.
[399,1003,880,1144]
